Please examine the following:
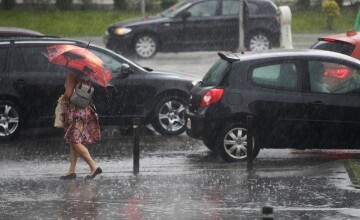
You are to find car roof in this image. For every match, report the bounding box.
[317,30,360,46]
[0,36,89,45]
[0,27,44,37]
[221,48,360,64]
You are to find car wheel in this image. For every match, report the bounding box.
[151,96,186,136]
[0,101,22,140]
[218,123,260,162]
[247,32,271,51]
[133,34,158,59]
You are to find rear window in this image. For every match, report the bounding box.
[202,59,231,86]
[311,40,355,56]
[248,1,277,15]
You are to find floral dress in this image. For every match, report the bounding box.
[63,80,101,145]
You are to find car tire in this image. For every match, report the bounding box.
[133,33,158,59]
[151,96,186,136]
[0,101,22,140]
[247,32,271,51]
[217,123,260,162]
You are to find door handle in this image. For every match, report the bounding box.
[14,79,26,87]
[311,100,323,105]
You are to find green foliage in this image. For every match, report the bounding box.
[322,0,341,30]
[1,0,16,10]
[114,0,127,10]
[0,10,140,37]
[56,0,73,10]
[0,9,356,36]
[160,0,178,10]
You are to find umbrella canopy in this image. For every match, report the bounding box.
[47,44,112,87]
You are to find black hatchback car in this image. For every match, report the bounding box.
[104,0,280,59]
[186,49,360,162]
[0,37,199,140]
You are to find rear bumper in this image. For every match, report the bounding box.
[185,109,205,140]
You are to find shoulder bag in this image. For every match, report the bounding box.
[70,82,94,108]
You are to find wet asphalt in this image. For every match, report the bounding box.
[2,34,360,219]
[1,126,360,219]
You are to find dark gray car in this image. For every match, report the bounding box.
[104,0,280,59]
[186,49,360,162]
[0,37,199,140]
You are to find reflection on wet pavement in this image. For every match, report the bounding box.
[1,127,360,219]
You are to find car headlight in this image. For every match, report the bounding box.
[114,27,132,36]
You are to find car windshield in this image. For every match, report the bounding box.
[311,40,355,56]
[159,1,192,18]
[202,59,231,86]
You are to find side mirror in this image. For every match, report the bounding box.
[122,63,131,78]
[181,11,191,20]
[114,63,131,79]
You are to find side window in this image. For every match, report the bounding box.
[247,2,259,15]
[309,61,360,94]
[187,1,217,17]
[90,49,123,77]
[222,0,239,16]
[0,47,8,72]
[13,46,62,73]
[251,62,298,90]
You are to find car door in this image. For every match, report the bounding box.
[89,47,148,125]
[302,59,360,148]
[8,45,67,121]
[217,0,243,50]
[180,0,221,49]
[245,60,307,147]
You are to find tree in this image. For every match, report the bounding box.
[322,0,341,30]
[1,0,16,10]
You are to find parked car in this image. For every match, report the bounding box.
[0,37,199,140]
[311,30,360,86]
[0,27,44,38]
[104,0,280,59]
[311,30,360,60]
[186,49,360,162]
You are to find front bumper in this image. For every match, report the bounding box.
[103,33,133,53]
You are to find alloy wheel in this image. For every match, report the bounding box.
[0,104,19,137]
[157,100,186,133]
[223,127,253,160]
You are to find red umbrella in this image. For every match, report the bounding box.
[47,44,112,87]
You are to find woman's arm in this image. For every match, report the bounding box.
[63,72,77,100]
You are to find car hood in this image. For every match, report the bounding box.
[111,15,169,27]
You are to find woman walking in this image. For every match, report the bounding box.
[60,71,102,180]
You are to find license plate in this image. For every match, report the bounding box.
[186,118,191,130]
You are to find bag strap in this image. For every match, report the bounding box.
[77,82,93,93]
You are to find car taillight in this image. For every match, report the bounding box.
[324,68,350,79]
[200,89,224,107]
[274,15,280,24]
[322,38,336,42]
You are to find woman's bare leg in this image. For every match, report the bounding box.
[72,143,98,175]
[68,144,78,174]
